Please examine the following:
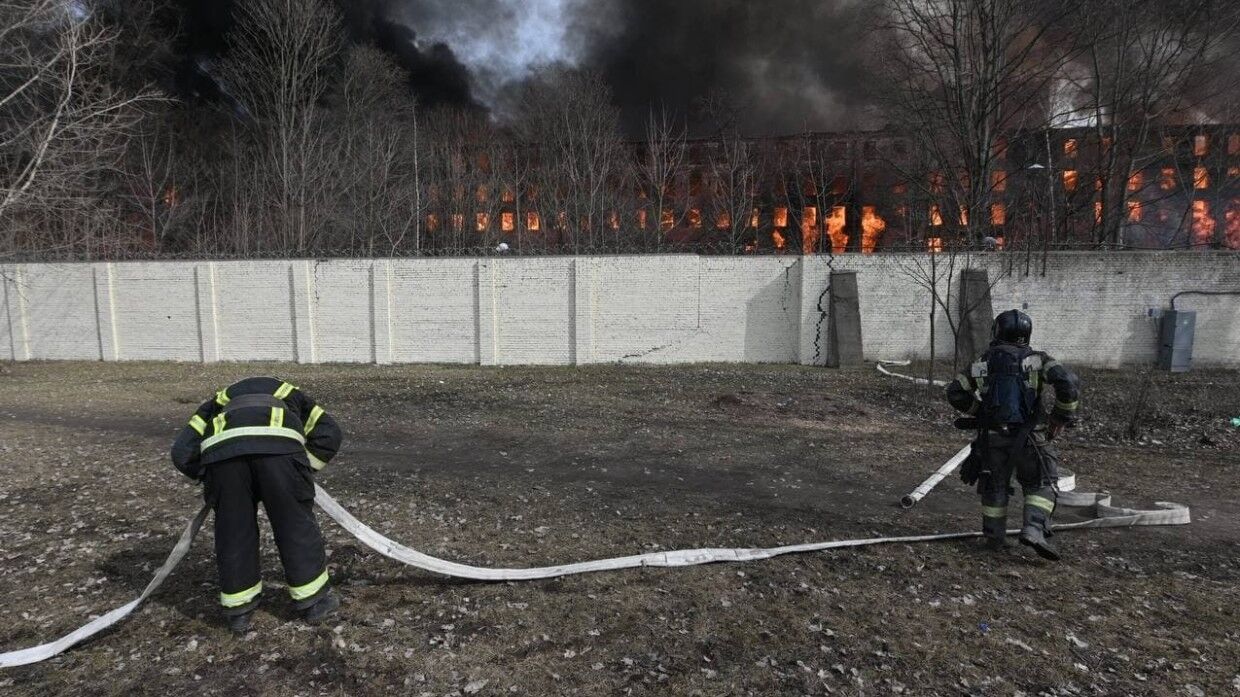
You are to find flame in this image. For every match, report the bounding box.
[1062,170,1078,192]
[1194,166,1210,189]
[527,211,541,232]
[687,208,702,229]
[991,203,1006,226]
[660,209,675,231]
[1063,139,1078,158]
[1192,200,1215,246]
[1161,168,1176,191]
[715,211,731,230]
[927,237,943,253]
[501,212,515,233]
[994,235,1006,250]
[451,213,465,232]
[861,206,885,254]
[826,206,847,254]
[773,207,789,228]
[749,208,760,229]
[1094,201,1102,225]
[1226,199,1240,249]
[1127,200,1142,223]
[771,230,787,250]
[1127,172,1143,192]
[476,212,490,232]
[929,204,943,227]
[426,213,441,232]
[801,206,819,254]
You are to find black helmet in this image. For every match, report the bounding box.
[992,309,1032,345]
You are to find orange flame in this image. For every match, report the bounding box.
[991,203,1006,226]
[1161,168,1176,191]
[801,206,819,254]
[927,237,943,253]
[1062,170,1078,192]
[826,206,847,254]
[1192,200,1215,246]
[771,230,787,250]
[1194,166,1210,190]
[501,212,515,233]
[527,211,541,232]
[1127,200,1142,223]
[860,206,885,254]
[773,207,789,228]
[929,204,943,227]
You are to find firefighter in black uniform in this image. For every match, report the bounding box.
[171,377,343,633]
[946,310,1081,560]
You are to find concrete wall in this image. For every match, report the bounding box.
[2,253,1237,368]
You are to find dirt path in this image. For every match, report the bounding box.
[0,362,1237,696]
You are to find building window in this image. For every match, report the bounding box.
[773,207,789,228]
[451,213,465,232]
[927,237,944,253]
[929,172,945,194]
[1161,168,1177,191]
[1194,134,1210,158]
[526,211,541,232]
[1229,134,1240,156]
[1192,200,1215,246]
[1063,138,1078,158]
[661,209,675,231]
[1127,200,1142,223]
[991,203,1006,226]
[991,170,1007,192]
[958,205,969,226]
[476,212,490,232]
[826,206,847,254]
[501,212,515,232]
[687,208,702,229]
[771,230,787,250]
[715,211,731,230]
[1127,171,1143,192]
[636,209,648,230]
[426,213,440,232]
[1194,166,1210,190]
[1062,170,1078,192]
[750,208,761,229]
[929,204,944,227]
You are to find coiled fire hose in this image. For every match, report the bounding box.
[0,368,1191,668]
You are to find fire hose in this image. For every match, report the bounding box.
[0,364,1189,668]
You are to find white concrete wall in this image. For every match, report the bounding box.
[1,253,1237,368]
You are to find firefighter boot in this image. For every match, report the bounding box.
[303,590,340,624]
[981,503,1008,551]
[227,610,254,635]
[1018,495,1060,561]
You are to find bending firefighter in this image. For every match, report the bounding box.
[171,377,343,633]
[946,310,1081,560]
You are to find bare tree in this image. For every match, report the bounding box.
[1,0,154,257]
[637,106,687,251]
[218,0,342,254]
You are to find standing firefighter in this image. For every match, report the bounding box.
[947,310,1081,560]
[171,377,343,633]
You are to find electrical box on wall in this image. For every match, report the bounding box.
[1157,310,1196,373]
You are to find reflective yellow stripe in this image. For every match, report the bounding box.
[1026,495,1055,514]
[220,581,262,608]
[981,505,1008,518]
[212,413,226,435]
[288,569,329,601]
[215,389,230,406]
[274,382,296,400]
[1055,399,1079,412]
[270,407,284,429]
[306,450,328,471]
[189,415,207,436]
[200,426,306,451]
[304,405,324,435]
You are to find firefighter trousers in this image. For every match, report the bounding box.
[977,431,1060,542]
[204,454,330,615]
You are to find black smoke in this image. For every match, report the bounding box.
[175,0,479,111]
[584,0,881,136]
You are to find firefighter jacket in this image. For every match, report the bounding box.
[945,342,1081,425]
[171,377,342,480]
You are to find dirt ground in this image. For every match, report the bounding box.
[0,360,1237,696]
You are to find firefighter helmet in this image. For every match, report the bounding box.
[992,309,1033,345]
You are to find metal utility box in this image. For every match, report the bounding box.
[1158,310,1196,372]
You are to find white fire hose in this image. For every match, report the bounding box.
[0,362,1186,668]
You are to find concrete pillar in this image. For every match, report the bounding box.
[371,260,393,365]
[290,261,316,364]
[2,266,31,361]
[476,260,498,366]
[192,262,219,363]
[957,268,994,363]
[93,263,120,361]
[572,258,595,365]
[827,270,864,368]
